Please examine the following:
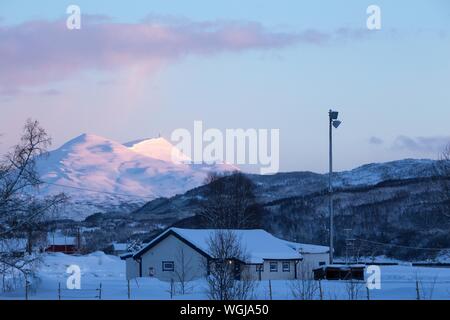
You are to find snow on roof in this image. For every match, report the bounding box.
[120,252,134,260]
[47,233,77,246]
[135,228,302,264]
[284,240,329,254]
[112,243,128,251]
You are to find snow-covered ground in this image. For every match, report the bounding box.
[1,252,449,300]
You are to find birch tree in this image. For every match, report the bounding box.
[174,246,194,295]
[205,230,254,300]
[0,119,67,288]
[434,143,450,218]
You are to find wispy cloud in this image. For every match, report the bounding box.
[0,16,371,94]
[392,135,450,154]
[0,16,298,93]
[369,136,384,145]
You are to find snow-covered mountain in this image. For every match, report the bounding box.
[134,158,440,221]
[35,133,236,220]
[334,159,438,187]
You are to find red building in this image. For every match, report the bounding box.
[45,233,81,254]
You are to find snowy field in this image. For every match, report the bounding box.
[1,252,450,300]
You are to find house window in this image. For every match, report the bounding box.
[282,262,290,272]
[269,261,278,272]
[162,261,174,272]
[256,264,264,272]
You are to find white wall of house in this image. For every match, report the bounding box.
[125,257,139,280]
[297,253,329,278]
[244,260,299,281]
[139,234,207,281]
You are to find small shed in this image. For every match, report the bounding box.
[313,264,365,281]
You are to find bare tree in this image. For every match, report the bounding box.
[345,277,364,300]
[174,246,194,295]
[205,230,255,300]
[0,119,67,288]
[290,262,320,300]
[434,143,450,218]
[21,195,67,254]
[413,269,439,300]
[418,274,439,300]
[200,172,261,229]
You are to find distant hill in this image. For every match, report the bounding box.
[132,159,450,260]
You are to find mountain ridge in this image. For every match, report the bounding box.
[35,133,236,220]
[133,158,440,219]
[131,158,449,260]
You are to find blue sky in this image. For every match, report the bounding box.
[0,0,449,173]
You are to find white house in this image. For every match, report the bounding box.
[122,228,329,281]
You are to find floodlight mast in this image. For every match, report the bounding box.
[328,109,341,265]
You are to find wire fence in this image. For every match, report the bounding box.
[5,277,449,300]
[57,282,102,300]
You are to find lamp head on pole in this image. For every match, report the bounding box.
[329,109,342,128]
[329,110,339,120]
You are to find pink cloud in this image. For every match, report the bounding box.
[0,17,300,92]
[0,16,369,93]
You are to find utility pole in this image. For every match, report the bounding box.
[344,228,355,264]
[328,110,341,265]
[77,227,81,253]
[329,111,334,264]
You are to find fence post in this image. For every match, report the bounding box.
[415,280,420,300]
[268,280,273,300]
[319,280,323,300]
[366,286,370,300]
[58,282,61,300]
[170,278,174,299]
[127,280,131,300]
[25,275,29,301]
[99,282,102,300]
